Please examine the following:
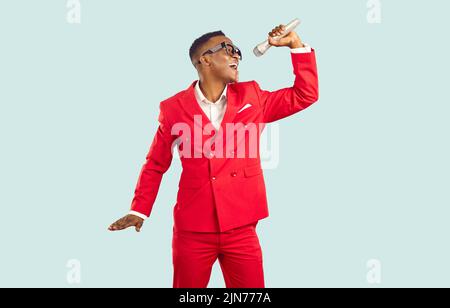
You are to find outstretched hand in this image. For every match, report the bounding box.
[108,214,144,232]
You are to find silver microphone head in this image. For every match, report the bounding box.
[253,41,270,57]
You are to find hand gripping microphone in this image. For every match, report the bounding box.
[253,18,301,57]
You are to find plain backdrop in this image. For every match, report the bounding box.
[0,0,449,287]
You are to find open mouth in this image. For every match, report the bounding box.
[229,63,238,70]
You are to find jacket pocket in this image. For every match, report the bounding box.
[244,165,263,177]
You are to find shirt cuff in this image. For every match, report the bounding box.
[129,210,148,220]
[290,43,311,54]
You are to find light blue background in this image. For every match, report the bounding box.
[0,0,449,287]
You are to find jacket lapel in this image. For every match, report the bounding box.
[179,81,211,129]
[179,81,241,131]
[220,83,240,130]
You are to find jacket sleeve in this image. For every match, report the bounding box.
[129,102,175,217]
[253,50,319,123]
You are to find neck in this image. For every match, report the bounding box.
[198,78,226,103]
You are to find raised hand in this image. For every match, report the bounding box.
[268,24,304,49]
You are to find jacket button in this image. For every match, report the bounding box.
[211,176,216,180]
[231,172,237,177]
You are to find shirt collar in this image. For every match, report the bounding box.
[194,80,227,104]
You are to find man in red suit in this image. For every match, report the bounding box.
[109,24,319,288]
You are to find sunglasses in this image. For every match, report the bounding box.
[197,42,242,65]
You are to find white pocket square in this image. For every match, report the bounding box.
[237,103,252,113]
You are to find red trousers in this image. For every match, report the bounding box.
[172,222,265,288]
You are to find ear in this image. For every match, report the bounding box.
[199,55,211,66]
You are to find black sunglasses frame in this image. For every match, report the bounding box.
[196,42,242,65]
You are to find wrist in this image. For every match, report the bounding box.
[289,40,304,49]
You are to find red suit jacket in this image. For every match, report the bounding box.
[130,51,319,232]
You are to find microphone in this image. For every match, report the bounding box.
[253,18,301,57]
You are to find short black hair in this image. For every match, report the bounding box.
[189,30,226,64]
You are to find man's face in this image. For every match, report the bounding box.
[197,36,240,83]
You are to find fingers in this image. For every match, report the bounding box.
[108,220,125,231]
[268,24,286,46]
[108,216,134,231]
[108,215,144,232]
[268,24,286,38]
[135,220,143,232]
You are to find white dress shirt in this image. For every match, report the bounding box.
[129,44,312,220]
[194,79,228,131]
